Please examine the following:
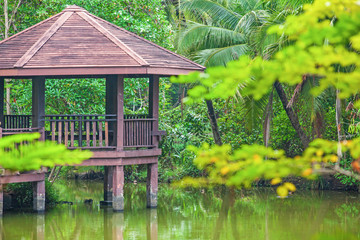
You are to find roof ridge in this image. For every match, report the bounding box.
[63,5,87,12]
[14,12,73,68]
[77,11,149,66]
[0,12,63,45]
[88,13,205,70]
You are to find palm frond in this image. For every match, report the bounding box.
[176,22,246,53]
[180,0,242,29]
[234,10,269,34]
[195,44,249,66]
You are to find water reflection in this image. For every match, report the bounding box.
[1,181,360,240]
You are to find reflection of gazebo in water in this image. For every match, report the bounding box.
[0,5,204,215]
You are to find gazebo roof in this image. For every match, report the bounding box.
[0,5,205,78]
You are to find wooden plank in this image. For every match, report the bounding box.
[92,121,96,147]
[70,121,75,147]
[14,12,73,68]
[105,121,109,147]
[58,121,62,144]
[64,121,69,147]
[0,173,45,184]
[86,121,90,147]
[77,12,148,66]
[98,122,103,147]
[51,121,56,141]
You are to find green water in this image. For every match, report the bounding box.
[1,180,360,240]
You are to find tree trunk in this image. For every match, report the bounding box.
[274,81,310,149]
[205,100,222,145]
[335,89,342,167]
[4,0,11,115]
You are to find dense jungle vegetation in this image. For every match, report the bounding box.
[1,0,360,192]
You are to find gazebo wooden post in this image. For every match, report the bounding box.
[104,75,116,204]
[32,77,46,213]
[147,75,159,208]
[32,77,45,128]
[103,166,113,204]
[112,165,124,212]
[33,180,45,213]
[116,75,124,151]
[112,75,125,211]
[0,77,4,129]
[0,184,3,216]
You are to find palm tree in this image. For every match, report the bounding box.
[173,0,314,148]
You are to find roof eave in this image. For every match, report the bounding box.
[0,66,205,78]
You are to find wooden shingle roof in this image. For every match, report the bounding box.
[0,5,205,77]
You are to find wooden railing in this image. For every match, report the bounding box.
[44,115,116,149]
[3,115,32,129]
[0,127,45,141]
[1,114,160,150]
[124,118,155,148]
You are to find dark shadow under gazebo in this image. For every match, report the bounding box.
[0,5,204,215]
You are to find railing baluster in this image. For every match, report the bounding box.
[58,121,62,144]
[99,122,103,147]
[64,122,69,147]
[79,116,83,147]
[70,121,75,147]
[105,121,109,147]
[92,121,96,147]
[86,121,90,147]
[51,121,56,142]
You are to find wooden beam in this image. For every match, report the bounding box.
[32,77,45,128]
[149,75,159,146]
[117,75,124,151]
[76,156,158,166]
[0,66,203,77]
[0,77,4,128]
[0,173,45,184]
[14,12,73,68]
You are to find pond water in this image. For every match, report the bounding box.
[1,180,360,240]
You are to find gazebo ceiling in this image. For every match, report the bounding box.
[0,5,205,78]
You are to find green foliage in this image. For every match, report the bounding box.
[173,0,360,192]
[0,133,92,171]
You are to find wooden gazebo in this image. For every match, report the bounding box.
[0,5,204,214]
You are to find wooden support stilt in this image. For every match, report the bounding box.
[0,184,3,216]
[33,181,45,213]
[103,166,113,204]
[146,209,158,240]
[112,165,124,212]
[146,163,158,208]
